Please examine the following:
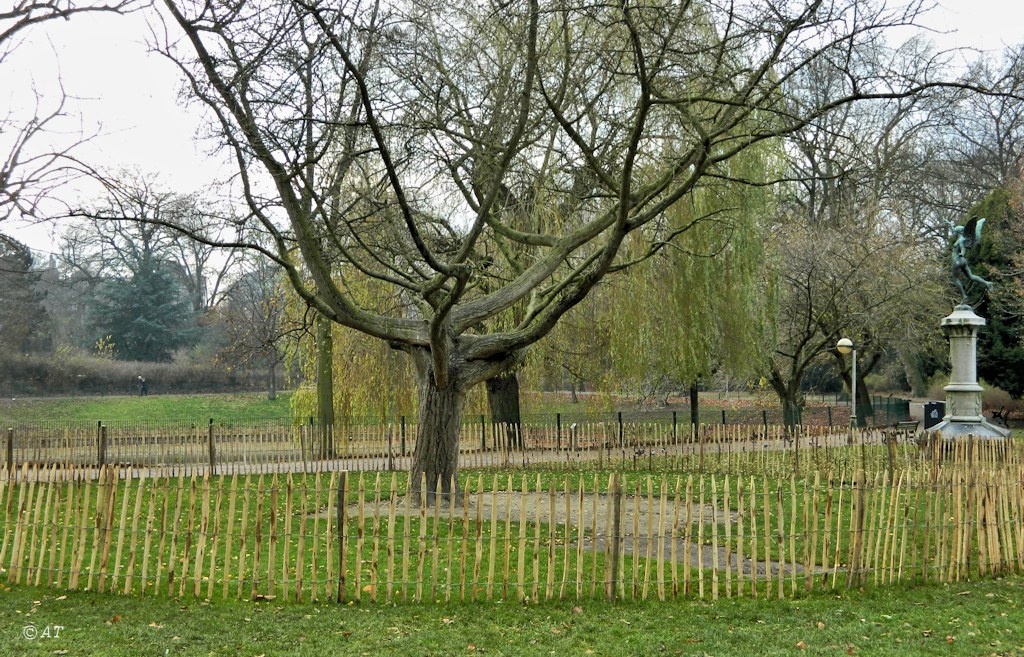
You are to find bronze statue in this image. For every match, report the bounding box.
[948,216,993,304]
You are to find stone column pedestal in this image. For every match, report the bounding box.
[930,305,1010,439]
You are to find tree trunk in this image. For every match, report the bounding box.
[486,371,522,449]
[316,314,335,457]
[768,371,802,431]
[410,366,467,505]
[898,347,929,397]
[855,375,872,428]
[689,383,700,430]
[781,393,801,430]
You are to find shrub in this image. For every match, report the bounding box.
[0,353,264,396]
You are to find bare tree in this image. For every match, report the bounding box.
[1,1,142,221]
[67,173,242,306]
[766,40,958,412]
[218,251,290,400]
[766,219,943,427]
[154,0,1004,500]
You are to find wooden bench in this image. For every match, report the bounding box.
[892,419,920,433]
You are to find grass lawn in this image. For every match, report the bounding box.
[1,578,1022,656]
[0,392,295,425]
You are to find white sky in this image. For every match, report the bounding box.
[3,0,1024,255]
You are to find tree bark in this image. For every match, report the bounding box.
[410,362,467,505]
[316,314,335,457]
[898,347,929,397]
[768,372,803,431]
[486,371,522,449]
[854,375,872,428]
[689,383,700,430]
[781,394,802,430]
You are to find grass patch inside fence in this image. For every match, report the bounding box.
[2,578,1023,656]
[4,456,1021,607]
[0,392,295,425]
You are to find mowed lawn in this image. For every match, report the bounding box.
[0,392,295,425]
[1,579,1023,656]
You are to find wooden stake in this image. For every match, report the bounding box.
[251,476,265,600]
[682,475,693,597]
[207,475,224,600]
[114,473,140,593]
[222,475,238,600]
[235,475,252,600]
[385,473,397,604]
[656,478,667,601]
[335,471,347,603]
[487,475,499,601]
[710,476,720,601]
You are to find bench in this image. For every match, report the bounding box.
[892,419,920,433]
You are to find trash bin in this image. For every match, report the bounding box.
[923,401,946,429]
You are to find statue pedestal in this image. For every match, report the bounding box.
[930,305,1010,439]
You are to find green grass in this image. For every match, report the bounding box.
[1,578,1022,656]
[0,392,295,425]
[2,464,1014,610]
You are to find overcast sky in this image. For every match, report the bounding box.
[4,0,1024,254]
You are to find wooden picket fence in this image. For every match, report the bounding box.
[2,446,1022,604]
[4,420,805,475]
[2,421,979,479]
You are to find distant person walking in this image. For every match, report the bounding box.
[138,376,148,396]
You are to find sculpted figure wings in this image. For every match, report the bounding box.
[948,216,993,304]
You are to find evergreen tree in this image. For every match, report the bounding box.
[89,257,197,362]
[969,189,1024,398]
[0,234,51,353]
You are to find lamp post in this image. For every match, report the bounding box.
[837,338,858,429]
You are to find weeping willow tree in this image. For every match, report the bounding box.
[535,141,778,422]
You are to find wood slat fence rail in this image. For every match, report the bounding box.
[5,422,1014,480]
[1,449,1021,605]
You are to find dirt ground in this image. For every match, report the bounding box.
[341,490,820,577]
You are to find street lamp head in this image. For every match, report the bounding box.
[837,337,854,354]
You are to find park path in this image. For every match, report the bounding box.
[339,489,824,577]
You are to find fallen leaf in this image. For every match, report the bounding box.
[551,627,561,635]
[148,622,164,629]
[816,622,825,630]
[468,644,476,652]
[572,606,583,615]
[796,640,807,650]
[55,596,67,601]
[342,631,352,638]
[362,585,374,594]
[443,618,455,625]
[946,636,955,644]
